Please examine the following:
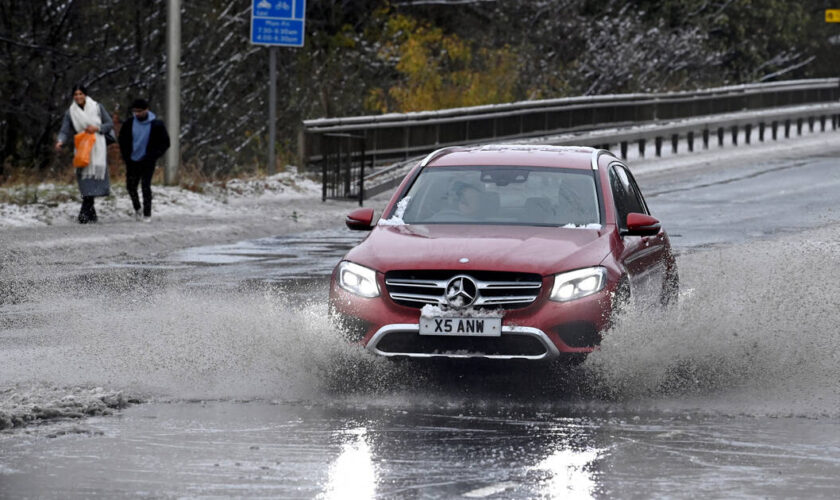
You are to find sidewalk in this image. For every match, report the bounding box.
[0,169,385,276]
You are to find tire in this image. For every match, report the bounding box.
[564,353,588,366]
[608,278,631,329]
[660,270,680,307]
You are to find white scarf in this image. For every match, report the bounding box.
[68,96,107,180]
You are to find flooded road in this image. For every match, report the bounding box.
[2,152,839,498]
[3,401,838,498]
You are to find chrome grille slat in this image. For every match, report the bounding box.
[385,279,447,288]
[385,271,542,310]
[388,293,443,305]
[478,282,541,289]
[476,296,538,305]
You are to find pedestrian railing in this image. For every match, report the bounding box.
[318,133,367,205]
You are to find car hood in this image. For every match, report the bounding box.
[344,224,612,276]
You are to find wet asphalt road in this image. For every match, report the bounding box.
[3,402,838,498]
[1,152,840,498]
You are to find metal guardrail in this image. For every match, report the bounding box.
[357,103,840,199]
[303,79,839,164]
[543,102,840,153]
[303,79,840,201]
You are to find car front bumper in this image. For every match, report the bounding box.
[329,272,618,361]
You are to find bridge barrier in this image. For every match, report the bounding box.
[301,79,840,203]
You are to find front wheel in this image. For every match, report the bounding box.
[609,277,631,328]
[660,270,680,307]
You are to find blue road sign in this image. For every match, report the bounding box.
[251,0,306,47]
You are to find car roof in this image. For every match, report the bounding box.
[423,144,602,170]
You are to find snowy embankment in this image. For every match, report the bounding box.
[0,170,322,228]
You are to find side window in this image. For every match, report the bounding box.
[623,167,650,215]
[610,165,645,228]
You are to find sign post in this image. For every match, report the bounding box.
[269,47,277,177]
[828,9,840,22]
[250,0,306,175]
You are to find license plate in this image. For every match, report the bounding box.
[419,317,502,337]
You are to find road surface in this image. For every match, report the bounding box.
[1,142,839,498]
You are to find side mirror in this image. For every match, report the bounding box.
[345,208,375,231]
[624,213,661,236]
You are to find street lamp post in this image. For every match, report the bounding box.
[165,0,181,185]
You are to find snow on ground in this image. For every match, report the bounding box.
[0,385,137,431]
[0,170,322,228]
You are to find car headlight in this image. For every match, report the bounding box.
[549,267,607,302]
[337,261,380,298]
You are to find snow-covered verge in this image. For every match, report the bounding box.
[0,169,378,278]
[0,170,321,228]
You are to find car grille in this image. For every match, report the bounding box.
[384,270,542,309]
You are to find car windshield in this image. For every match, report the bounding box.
[398,165,600,226]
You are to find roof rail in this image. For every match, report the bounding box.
[418,147,466,167]
[591,149,622,170]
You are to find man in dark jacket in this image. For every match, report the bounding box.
[118,98,170,221]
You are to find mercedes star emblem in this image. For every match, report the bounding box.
[445,275,478,308]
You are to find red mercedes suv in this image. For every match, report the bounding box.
[329,145,678,362]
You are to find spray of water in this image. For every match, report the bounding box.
[586,235,840,416]
[2,226,839,424]
[2,284,385,401]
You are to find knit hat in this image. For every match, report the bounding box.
[130,98,149,110]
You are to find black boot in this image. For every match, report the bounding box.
[78,196,97,224]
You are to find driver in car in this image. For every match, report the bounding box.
[455,183,482,217]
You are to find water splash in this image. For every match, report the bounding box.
[586,236,840,416]
[2,229,839,422]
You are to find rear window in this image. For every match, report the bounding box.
[397,165,600,226]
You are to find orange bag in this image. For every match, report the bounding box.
[73,132,96,168]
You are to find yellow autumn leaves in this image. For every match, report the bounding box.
[365,14,519,113]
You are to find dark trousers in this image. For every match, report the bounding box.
[126,160,155,217]
[79,196,97,224]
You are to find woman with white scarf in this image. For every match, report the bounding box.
[55,84,114,224]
